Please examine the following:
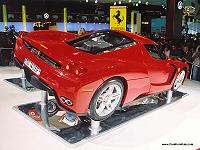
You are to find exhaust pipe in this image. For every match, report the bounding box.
[60,96,73,106]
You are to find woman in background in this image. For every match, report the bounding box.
[163,46,170,59]
[78,28,86,35]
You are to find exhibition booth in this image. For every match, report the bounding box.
[0,0,200,150]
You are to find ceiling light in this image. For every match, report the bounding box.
[136,3,138,6]
[86,0,88,2]
[119,1,121,4]
[95,0,98,3]
[129,0,131,2]
[145,1,148,5]
[114,1,117,5]
[44,13,49,19]
[138,0,141,4]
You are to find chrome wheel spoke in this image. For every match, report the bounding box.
[96,102,106,115]
[110,93,120,100]
[107,85,114,95]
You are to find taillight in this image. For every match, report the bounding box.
[64,62,87,76]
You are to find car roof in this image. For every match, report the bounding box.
[114,30,157,45]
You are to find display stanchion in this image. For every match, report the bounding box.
[21,69,26,88]
[166,90,173,104]
[89,119,102,136]
[40,90,50,128]
[22,69,26,79]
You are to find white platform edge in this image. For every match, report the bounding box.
[12,91,189,147]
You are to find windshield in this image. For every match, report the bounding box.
[67,30,134,54]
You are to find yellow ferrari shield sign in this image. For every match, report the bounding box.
[110,6,127,31]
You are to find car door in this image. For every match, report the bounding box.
[99,43,151,103]
[142,44,175,92]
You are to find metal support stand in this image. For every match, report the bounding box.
[40,90,50,128]
[166,90,173,104]
[22,69,26,79]
[89,119,102,136]
[21,69,26,89]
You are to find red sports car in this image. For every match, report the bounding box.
[14,30,188,121]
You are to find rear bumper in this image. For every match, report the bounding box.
[24,67,54,95]
[14,57,55,95]
[13,58,103,116]
[23,67,87,115]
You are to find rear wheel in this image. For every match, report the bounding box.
[172,69,186,91]
[89,79,124,121]
[48,99,59,117]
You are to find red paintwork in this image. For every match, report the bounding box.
[14,30,189,114]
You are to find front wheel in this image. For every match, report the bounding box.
[172,69,186,91]
[89,79,124,121]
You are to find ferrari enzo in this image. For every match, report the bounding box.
[14,30,188,121]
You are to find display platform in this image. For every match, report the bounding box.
[13,90,188,145]
[4,69,37,92]
[5,77,37,92]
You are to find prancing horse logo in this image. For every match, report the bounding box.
[112,10,124,25]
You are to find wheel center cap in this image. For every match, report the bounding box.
[104,95,110,102]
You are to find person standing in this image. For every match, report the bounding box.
[182,45,193,78]
[170,44,181,58]
[182,45,192,63]
[163,46,170,59]
[192,46,200,81]
[78,28,86,35]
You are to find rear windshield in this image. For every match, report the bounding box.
[67,30,134,54]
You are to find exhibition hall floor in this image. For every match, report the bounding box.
[0,66,200,150]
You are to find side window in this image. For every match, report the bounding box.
[144,44,162,60]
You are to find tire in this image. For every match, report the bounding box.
[89,79,124,121]
[48,99,59,117]
[172,69,186,91]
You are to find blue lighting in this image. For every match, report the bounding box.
[0,22,110,32]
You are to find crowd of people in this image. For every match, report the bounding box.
[149,33,200,81]
[0,26,17,66]
[1,26,200,81]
